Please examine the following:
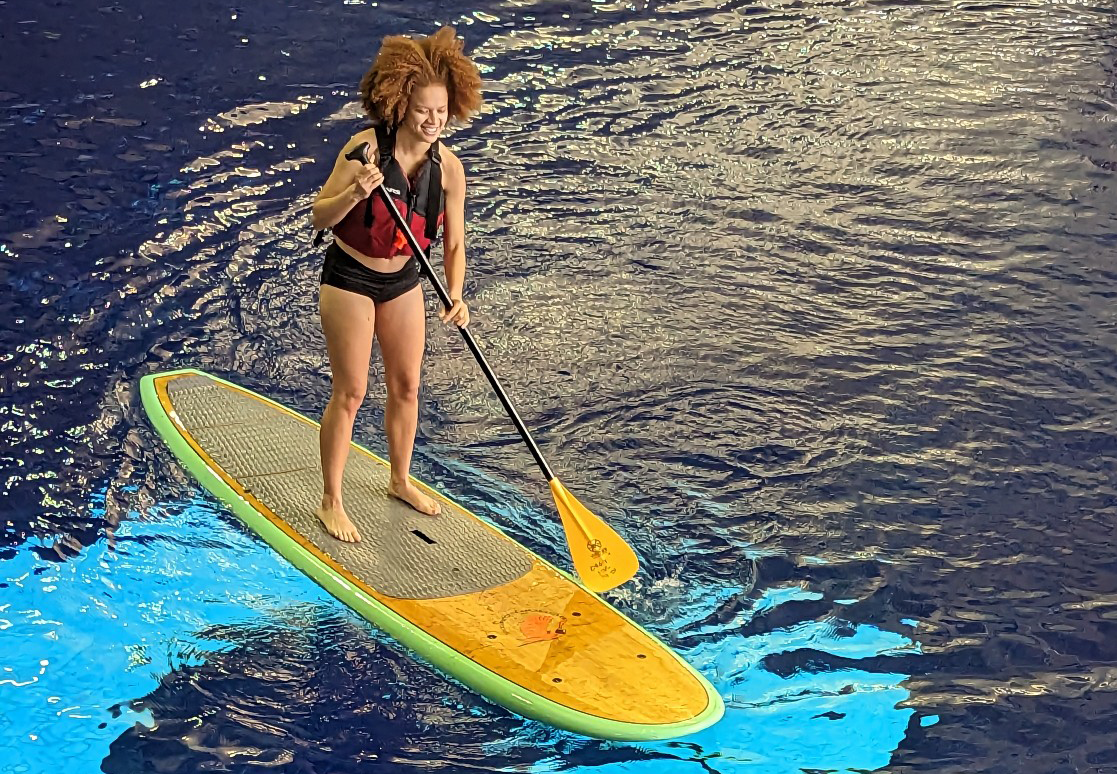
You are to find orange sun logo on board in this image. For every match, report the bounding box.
[500,610,568,644]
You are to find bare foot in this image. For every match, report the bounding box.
[315,500,362,542]
[388,480,442,516]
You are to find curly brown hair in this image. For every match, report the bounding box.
[359,26,483,127]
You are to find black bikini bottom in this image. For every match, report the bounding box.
[320,241,421,303]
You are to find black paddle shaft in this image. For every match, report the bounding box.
[344,141,555,481]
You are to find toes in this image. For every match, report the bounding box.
[317,511,361,543]
[389,484,441,516]
[415,494,439,515]
[414,489,439,515]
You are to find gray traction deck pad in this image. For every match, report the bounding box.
[168,375,533,599]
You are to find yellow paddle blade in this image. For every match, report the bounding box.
[549,479,639,593]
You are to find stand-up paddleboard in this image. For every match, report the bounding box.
[140,368,723,740]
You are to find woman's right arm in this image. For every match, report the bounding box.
[311,137,381,230]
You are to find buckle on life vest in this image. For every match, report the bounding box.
[392,228,408,253]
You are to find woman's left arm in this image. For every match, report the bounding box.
[439,151,469,327]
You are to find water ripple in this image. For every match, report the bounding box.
[3,0,1117,770]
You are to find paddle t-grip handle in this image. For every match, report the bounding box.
[345,142,371,165]
[344,140,556,481]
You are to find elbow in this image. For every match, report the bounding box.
[310,204,327,232]
[442,240,465,264]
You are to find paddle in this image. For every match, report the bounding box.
[342,141,639,593]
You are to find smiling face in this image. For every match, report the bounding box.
[402,83,449,143]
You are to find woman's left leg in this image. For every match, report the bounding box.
[375,284,441,515]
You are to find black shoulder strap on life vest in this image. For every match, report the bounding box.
[375,124,395,169]
[365,125,396,229]
[425,140,442,243]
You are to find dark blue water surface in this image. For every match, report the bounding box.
[3,0,1117,771]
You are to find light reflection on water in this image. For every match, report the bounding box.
[2,0,1116,770]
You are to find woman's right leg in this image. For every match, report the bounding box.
[317,283,376,542]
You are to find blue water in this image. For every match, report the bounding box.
[3,0,1116,771]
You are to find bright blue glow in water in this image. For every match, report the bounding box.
[1,496,335,772]
[2,492,917,772]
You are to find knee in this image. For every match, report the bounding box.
[330,384,366,417]
[386,373,420,404]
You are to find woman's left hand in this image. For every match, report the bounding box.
[440,298,469,328]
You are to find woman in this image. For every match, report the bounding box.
[310,27,482,542]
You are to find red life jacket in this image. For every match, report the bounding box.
[330,125,444,258]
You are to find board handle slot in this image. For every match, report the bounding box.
[411,529,436,545]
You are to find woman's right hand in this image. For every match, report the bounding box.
[351,162,384,200]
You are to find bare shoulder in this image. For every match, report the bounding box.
[353,127,378,146]
[438,142,466,182]
[338,127,379,159]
